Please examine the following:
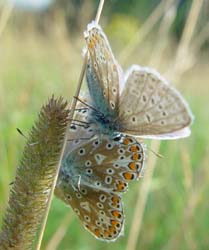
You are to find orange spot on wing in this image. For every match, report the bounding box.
[94,228,101,237]
[111,219,118,226]
[128,162,136,171]
[115,181,127,191]
[109,226,115,234]
[132,153,140,161]
[111,196,119,206]
[111,210,122,219]
[104,230,110,238]
[116,182,124,190]
[123,172,134,180]
[130,145,138,152]
[123,138,131,145]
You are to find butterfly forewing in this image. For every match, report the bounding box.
[85,22,122,116]
[119,65,193,139]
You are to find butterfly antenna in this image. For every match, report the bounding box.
[74,96,104,116]
[147,146,164,159]
[67,136,93,142]
[69,118,90,126]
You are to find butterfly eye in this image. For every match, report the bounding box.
[70,125,77,130]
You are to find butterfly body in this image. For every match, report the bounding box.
[88,109,120,136]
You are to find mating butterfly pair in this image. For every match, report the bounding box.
[55,21,193,241]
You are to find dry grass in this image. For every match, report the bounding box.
[0,0,209,249]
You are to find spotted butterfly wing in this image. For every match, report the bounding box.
[84,23,193,139]
[55,134,145,241]
[55,183,124,241]
[84,21,122,117]
[64,97,97,154]
[118,65,193,139]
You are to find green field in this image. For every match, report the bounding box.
[0,1,209,249]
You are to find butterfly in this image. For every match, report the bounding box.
[55,21,194,242]
[84,21,193,139]
[55,108,145,241]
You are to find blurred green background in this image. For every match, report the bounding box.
[0,0,209,249]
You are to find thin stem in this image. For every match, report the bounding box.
[0,2,13,37]
[119,0,175,64]
[95,0,105,24]
[126,140,160,250]
[168,0,204,81]
[126,1,203,249]
[35,1,105,249]
[45,213,74,250]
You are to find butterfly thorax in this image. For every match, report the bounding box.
[89,109,120,136]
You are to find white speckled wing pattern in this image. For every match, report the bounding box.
[64,99,96,155]
[56,134,145,241]
[56,21,194,242]
[84,22,193,139]
[118,65,193,139]
[85,21,123,116]
[55,183,124,241]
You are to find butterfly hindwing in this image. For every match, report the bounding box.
[55,134,145,241]
[55,182,124,241]
[62,134,145,193]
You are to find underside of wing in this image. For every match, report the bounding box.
[119,65,193,139]
[55,182,124,241]
[62,134,146,193]
[65,96,97,154]
[84,21,123,116]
